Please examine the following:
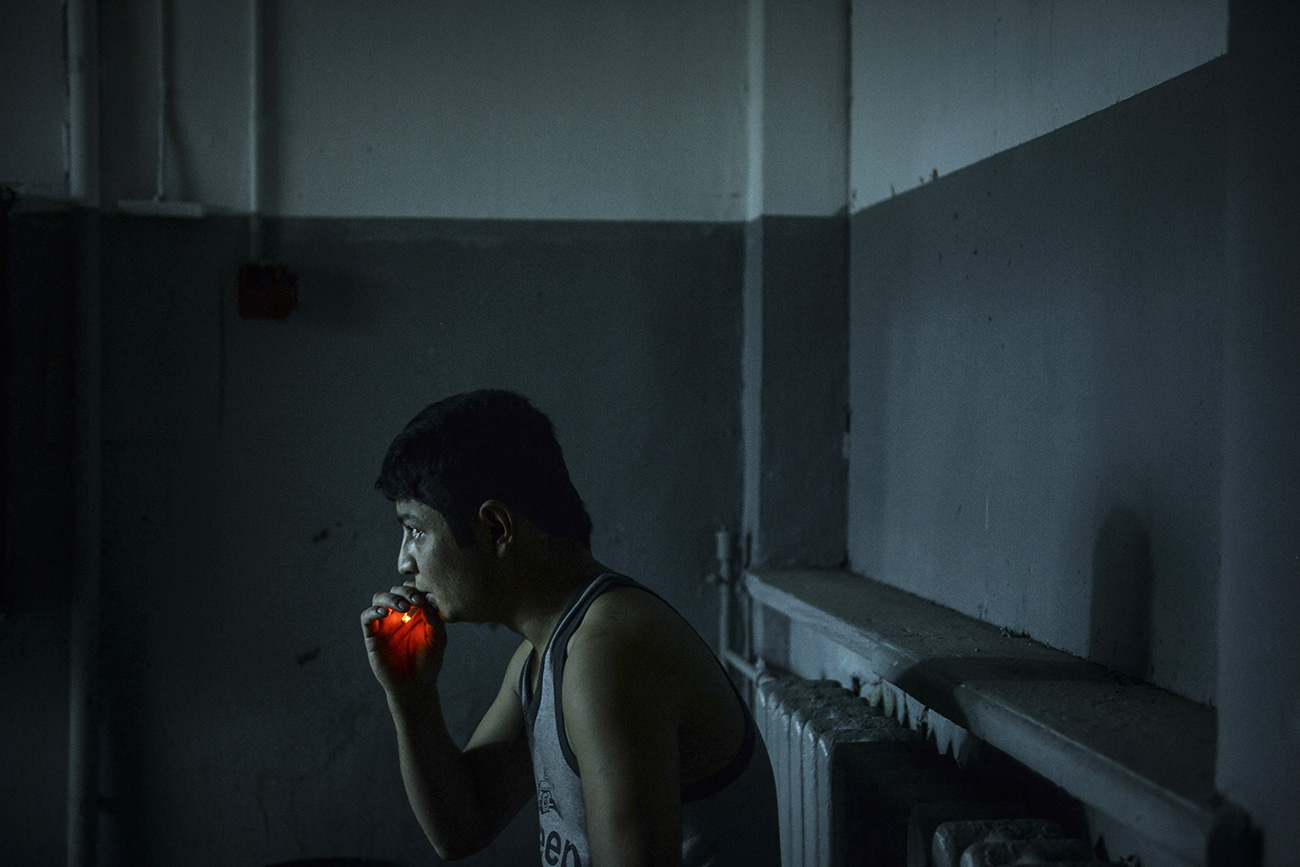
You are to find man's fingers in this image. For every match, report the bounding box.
[363,601,393,620]
[361,608,385,639]
[361,587,437,642]
[371,588,418,613]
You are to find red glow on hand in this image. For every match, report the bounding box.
[371,606,436,679]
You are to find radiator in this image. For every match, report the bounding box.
[752,670,1113,867]
[755,671,924,867]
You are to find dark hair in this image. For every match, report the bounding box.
[375,390,593,550]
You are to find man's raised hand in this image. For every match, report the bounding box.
[362,582,446,696]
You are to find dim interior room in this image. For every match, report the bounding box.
[1,1,1296,866]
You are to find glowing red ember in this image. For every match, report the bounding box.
[371,605,435,680]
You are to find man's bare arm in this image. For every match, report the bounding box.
[387,645,534,859]
[363,588,534,860]
[562,615,685,867]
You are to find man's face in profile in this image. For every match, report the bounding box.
[395,499,487,622]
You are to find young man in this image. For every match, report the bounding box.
[361,390,780,866]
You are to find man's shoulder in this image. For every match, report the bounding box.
[564,581,710,691]
[559,586,686,732]
[574,582,688,648]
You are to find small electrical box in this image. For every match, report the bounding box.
[237,263,298,319]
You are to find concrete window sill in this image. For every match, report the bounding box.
[744,568,1221,865]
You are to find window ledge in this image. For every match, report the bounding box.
[745,568,1223,865]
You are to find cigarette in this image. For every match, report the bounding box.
[401,611,413,622]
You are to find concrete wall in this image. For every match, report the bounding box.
[98,0,750,221]
[842,0,1300,861]
[847,59,1226,704]
[5,2,753,865]
[741,0,850,570]
[1217,3,1300,864]
[1,209,79,867]
[846,0,1228,709]
[749,0,848,217]
[0,0,68,197]
[843,64,1229,866]
[850,0,1227,209]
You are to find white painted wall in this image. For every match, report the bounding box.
[7,0,1234,218]
[0,0,68,197]
[98,0,753,221]
[850,0,1228,211]
[752,0,849,217]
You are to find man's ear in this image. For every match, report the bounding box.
[477,500,514,556]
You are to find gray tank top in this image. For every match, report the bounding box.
[519,573,781,866]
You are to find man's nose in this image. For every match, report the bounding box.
[397,545,416,575]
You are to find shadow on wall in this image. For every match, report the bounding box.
[1088,508,1154,682]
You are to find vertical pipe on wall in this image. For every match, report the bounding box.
[714,528,734,658]
[740,0,766,569]
[713,528,761,684]
[0,190,10,617]
[153,0,167,202]
[247,0,262,260]
[66,0,102,864]
[66,274,103,862]
[66,0,99,205]
[743,0,764,222]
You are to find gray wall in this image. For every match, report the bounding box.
[0,0,67,196]
[1217,3,1300,862]
[849,0,1228,209]
[4,2,756,864]
[847,59,1226,704]
[93,0,750,221]
[2,209,78,867]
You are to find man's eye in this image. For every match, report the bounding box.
[409,527,424,539]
